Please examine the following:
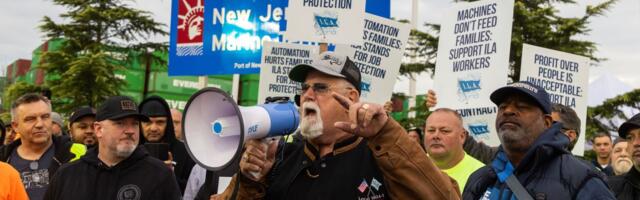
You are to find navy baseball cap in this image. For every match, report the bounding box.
[619,113,640,138]
[289,51,362,94]
[69,106,96,124]
[490,81,552,114]
[96,96,149,122]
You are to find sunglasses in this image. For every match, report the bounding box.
[299,83,333,95]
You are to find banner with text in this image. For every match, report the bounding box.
[433,0,514,110]
[520,43,590,156]
[258,42,318,103]
[284,0,366,45]
[334,14,411,104]
[458,106,500,147]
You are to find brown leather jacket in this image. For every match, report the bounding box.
[214,119,461,200]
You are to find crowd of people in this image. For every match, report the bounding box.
[0,51,638,199]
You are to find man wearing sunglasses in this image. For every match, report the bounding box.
[214,52,460,200]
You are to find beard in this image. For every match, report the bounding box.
[300,102,324,140]
[114,137,137,158]
[613,157,633,175]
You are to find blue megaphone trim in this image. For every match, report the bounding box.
[259,102,300,137]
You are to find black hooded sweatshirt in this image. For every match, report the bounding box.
[138,96,195,193]
[43,146,182,200]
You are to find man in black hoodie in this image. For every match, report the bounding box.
[44,96,181,200]
[139,96,195,193]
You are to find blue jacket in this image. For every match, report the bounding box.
[463,123,615,200]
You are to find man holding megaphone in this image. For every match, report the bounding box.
[214,52,460,200]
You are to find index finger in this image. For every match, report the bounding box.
[332,92,353,110]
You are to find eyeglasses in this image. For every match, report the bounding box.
[299,83,352,95]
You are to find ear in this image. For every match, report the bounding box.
[544,114,553,128]
[93,122,103,138]
[11,121,18,132]
[459,130,467,145]
[348,89,359,103]
[565,130,577,143]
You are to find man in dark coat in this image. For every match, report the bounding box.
[139,96,195,193]
[462,81,614,200]
[609,113,640,199]
[44,96,181,200]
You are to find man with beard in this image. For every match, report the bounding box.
[68,106,97,147]
[213,52,460,200]
[0,93,79,200]
[463,81,613,200]
[609,113,640,199]
[139,96,195,193]
[610,138,632,176]
[44,96,181,200]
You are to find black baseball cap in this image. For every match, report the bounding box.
[490,81,552,114]
[289,51,362,94]
[69,106,96,124]
[96,96,149,122]
[619,113,640,138]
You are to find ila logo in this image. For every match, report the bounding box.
[313,12,339,38]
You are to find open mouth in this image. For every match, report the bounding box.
[304,108,317,117]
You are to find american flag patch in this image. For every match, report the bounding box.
[358,179,368,193]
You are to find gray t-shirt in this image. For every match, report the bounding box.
[9,145,55,200]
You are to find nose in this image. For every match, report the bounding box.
[301,90,317,104]
[35,117,45,128]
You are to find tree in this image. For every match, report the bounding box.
[3,82,49,110]
[396,0,617,131]
[39,0,167,113]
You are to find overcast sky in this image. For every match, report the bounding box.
[1,0,638,96]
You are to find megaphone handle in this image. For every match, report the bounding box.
[246,137,281,180]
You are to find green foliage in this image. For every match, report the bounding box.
[3,82,48,110]
[38,0,167,113]
[586,89,640,142]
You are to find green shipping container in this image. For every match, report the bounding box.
[114,69,145,92]
[148,72,232,95]
[239,74,259,106]
[120,90,143,103]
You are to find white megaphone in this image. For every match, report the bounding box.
[182,87,300,175]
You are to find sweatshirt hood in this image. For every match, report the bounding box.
[138,96,178,146]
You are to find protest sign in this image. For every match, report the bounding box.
[334,14,411,104]
[258,42,318,103]
[520,43,590,155]
[458,106,500,147]
[433,0,514,109]
[284,0,366,45]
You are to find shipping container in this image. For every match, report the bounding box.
[119,90,144,103]
[239,74,260,106]
[9,59,32,81]
[148,72,233,95]
[114,69,145,92]
[5,64,13,82]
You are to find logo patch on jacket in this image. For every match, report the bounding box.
[357,178,385,200]
[117,184,141,200]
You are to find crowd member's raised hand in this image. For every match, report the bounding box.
[332,92,389,138]
[383,101,393,113]
[426,89,437,108]
[239,138,279,181]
